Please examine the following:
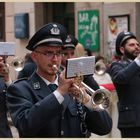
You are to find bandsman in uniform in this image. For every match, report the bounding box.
[0,56,13,137]
[110,31,140,137]
[7,23,112,138]
[61,34,99,91]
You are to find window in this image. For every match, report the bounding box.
[44,3,75,35]
[0,3,5,41]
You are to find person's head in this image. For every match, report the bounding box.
[95,55,105,63]
[26,23,67,79]
[84,48,92,56]
[61,34,78,66]
[116,31,140,60]
[75,43,85,57]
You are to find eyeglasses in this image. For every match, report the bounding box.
[62,52,75,57]
[34,50,62,59]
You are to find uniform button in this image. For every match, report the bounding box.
[125,107,128,110]
[61,130,64,136]
[3,89,6,92]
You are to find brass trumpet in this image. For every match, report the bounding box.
[2,56,24,72]
[94,61,106,75]
[53,65,111,110]
[10,57,24,71]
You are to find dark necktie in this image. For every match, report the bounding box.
[48,84,58,92]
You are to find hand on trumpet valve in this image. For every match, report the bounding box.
[0,59,10,82]
[69,84,91,104]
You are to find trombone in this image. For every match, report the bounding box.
[53,65,111,110]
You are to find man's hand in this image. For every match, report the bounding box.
[0,57,10,82]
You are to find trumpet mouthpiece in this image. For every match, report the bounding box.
[52,65,62,74]
[53,65,58,71]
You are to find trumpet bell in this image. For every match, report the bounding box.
[90,88,110,110]
[94,61,106,75]
[11,57,24,71]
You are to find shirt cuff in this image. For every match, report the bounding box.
[134,58,140,67]
[84,97,93,110]
[53,90,64,104]
[5,78,12,86]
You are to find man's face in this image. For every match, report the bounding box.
[120,38,140,60]
[61,48,75,66]
[32,45,62,77]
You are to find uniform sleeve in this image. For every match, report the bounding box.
[83,75,99,90]
[86,109,112,135]
[6,82,63,136]
[110,61,140,84]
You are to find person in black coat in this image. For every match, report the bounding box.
[7,23,112,138]
[109,31,140,137]
[17,53,37,79]
[0,56,12,137]
[61,34,99,90]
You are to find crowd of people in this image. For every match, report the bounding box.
[0,22,139,138]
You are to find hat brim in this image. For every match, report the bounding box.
[63,44,75,50]
[26,41,63,51]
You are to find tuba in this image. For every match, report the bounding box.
[53,65,111,110]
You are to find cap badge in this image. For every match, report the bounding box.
[50,24,60,35]
[65,35,71,43]
[124,31,130,35]
[33,82,40,89]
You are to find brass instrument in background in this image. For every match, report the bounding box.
[94,61,107,75]
[11,57,24,71]
[53,65,111,110]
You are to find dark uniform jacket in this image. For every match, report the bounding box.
[110,59,140,129]
[17,57,37,79]
[7,73,112,138]
[0,78,12,137]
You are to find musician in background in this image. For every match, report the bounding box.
[17,53,37,79]
[6,23,112,137]
[110,31,140,137]
[0,56,13,137]
[93,55,115,91]
[62,34,99,91]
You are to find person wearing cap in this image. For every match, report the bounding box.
[6,23,112,138]
[62,34,99,90]
[109,31,140,137]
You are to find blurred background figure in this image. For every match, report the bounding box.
[0,56,13,137]
[74,43,86,58]
[62,34,99,91]
[92,55,121,138]
[93,55,115,91]
[106,52,121,75]
[17,53,37,79]
[84,48,93,56]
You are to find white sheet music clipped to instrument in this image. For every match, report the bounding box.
[66,56,95,78]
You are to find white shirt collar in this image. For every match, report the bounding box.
[39,75,59,86]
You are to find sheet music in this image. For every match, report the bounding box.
[0,42,16,56]
[66,56,95,78]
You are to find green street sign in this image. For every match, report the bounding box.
[78,10,99,52]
